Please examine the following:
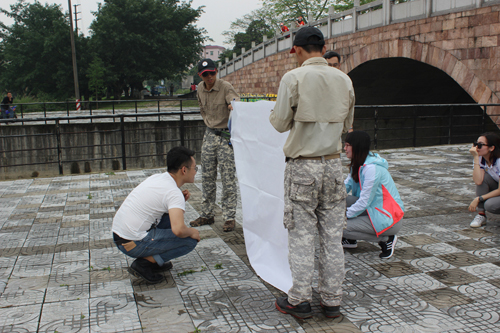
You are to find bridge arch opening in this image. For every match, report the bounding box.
[347,57,497,148]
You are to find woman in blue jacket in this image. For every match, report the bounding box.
[342,131,405,259]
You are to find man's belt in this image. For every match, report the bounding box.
[207,127,230,139]
[286,153,340,162]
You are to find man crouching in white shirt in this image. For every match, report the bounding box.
[112,146,201,284]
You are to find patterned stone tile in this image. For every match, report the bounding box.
[428,231,470,243]
[391,273,447,293]
[407,256,455,273]
[455,228,494,239]
[437,252,487,267]
[460,263,500,280]
[11,263,52,278]
[399,234,442,246]
[90,280,133,298]
[0,287,46,307]
[418,242,462,255]
[39,299,90,333]
[394,246,433,260]
[0,303,42,332]
[371,261,423,278]
[89,294,142,332]
[53,249,89,264]
[427,268,481,287]
[451,281,500,302]
[471,247,500,263]
[446,239,492,251]
[415,287,474,309]
[446,298,500,330]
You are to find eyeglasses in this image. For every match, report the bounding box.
[184,165,198,172]
[201,71,216,77]
[473,142,490,149]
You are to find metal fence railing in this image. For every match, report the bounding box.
[1,103,499,175]
[3,98,200,124]
[353,104,499,149]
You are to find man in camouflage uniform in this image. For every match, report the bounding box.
[190,59,240,232]
[270,27,355,319]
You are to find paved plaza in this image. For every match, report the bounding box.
[0,144,499,332]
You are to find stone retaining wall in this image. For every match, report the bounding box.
[0,120,205,180]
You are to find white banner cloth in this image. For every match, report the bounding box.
[230,101,292,292]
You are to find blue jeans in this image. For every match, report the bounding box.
[115,213,197,266]
[1,107,14,119]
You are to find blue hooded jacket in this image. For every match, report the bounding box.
[345,152,405,236]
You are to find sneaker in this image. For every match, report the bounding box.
[190,216,214,227]
[379,235,398,259]
[342,238,358,248]
[470,214,487,228]
[128,258,164,284]
[275,296,313,319]
[320,302,341,318]
[152,261,173,273]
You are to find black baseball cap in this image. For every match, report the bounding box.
[198,58,217,74]
[290,26,325,54]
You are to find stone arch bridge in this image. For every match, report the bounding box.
[219,0,500,126]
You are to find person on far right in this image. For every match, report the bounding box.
[468,132,500,227]
[342,131,405,259]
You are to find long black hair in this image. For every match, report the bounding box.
[480,132,500,164]
[345,131,371,183]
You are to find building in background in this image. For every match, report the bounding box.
[202,45,225,62]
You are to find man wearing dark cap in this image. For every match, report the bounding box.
[270,27,355,319]
[189,59,240,232]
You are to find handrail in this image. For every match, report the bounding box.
[218,0,496,76]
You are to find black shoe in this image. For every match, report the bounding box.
[341,238,358,249]
[320,303,341,318]
[379,235,398,259]
[275,296,312,319]
[128,258,164,284]
[152,261,173,273]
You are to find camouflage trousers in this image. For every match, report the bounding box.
[284,158,346,307]
[200,128,237,221]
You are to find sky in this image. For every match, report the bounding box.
[0,0,263,47]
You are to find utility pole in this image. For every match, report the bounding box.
[68,0,80,110]
[73,3,81,33]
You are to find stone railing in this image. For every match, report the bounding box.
[218,0,500,77]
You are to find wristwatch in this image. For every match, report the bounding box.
[479,196,485,203]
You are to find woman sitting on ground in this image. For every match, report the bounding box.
[468,132,500,227]
[342,131,405,259]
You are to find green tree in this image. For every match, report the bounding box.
[87,57,106,102]
[219,19,274,64]
[0,0,89,100]
[89,0,205,99]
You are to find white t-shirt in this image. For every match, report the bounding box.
[112,173,185,240]
[476,156,500,182]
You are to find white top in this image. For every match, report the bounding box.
[112,173,185,240]
[476,156,500,182]
[344,164,376,219]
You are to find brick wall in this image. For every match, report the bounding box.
[223,5,500,123]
